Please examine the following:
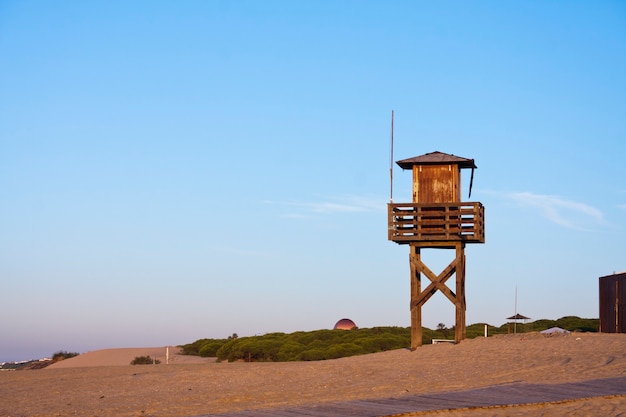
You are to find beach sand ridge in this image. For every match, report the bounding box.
[1,332,625,416]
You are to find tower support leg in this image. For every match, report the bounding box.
[409,242,467,349]
[455,243,466,343]
[409,244,422,350]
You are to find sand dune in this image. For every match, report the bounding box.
[1,332,625,416]
[48,346,214,368]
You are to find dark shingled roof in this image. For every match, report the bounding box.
[396,151,477,170]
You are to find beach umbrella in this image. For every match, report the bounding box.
[506,313,530,334]
[507,314,530,320]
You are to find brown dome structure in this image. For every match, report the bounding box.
[333,318,357,330]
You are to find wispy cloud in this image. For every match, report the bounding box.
[206,245,277,259]
[507,192,604,230]
[264,195,383,217]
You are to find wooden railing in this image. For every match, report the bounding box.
[388,202,485,244]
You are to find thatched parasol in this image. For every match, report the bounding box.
[507,313,530,334]
[507,313,530,321]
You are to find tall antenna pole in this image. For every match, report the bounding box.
[389,110,394,203]
[514,285,518,334]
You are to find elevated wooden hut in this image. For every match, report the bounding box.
[388,151,485,349]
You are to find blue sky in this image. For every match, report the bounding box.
[1,1,624,362]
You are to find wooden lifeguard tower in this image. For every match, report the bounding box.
[388,151,485,349]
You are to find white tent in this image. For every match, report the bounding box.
[540,327,571,336]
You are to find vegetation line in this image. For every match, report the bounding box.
[180,316,599,363]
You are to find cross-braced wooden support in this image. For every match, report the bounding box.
[409,242,466,350]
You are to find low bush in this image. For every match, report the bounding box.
[51,350,79,362]
[130,355,161,365]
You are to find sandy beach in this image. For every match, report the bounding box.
[1,332,625,416]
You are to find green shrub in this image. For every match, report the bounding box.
[130,355,161,365]
[51,350,79,362]
[298,348,326,361]
[277,341,305,361]
[325,343,364,359]
[180,339,210,356]
[198,341,225,357]
[555,316,599,332]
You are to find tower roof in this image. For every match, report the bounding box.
[396,151,477,170]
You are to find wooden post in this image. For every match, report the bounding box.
[410,244,422,350]
[455,242,466,343]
